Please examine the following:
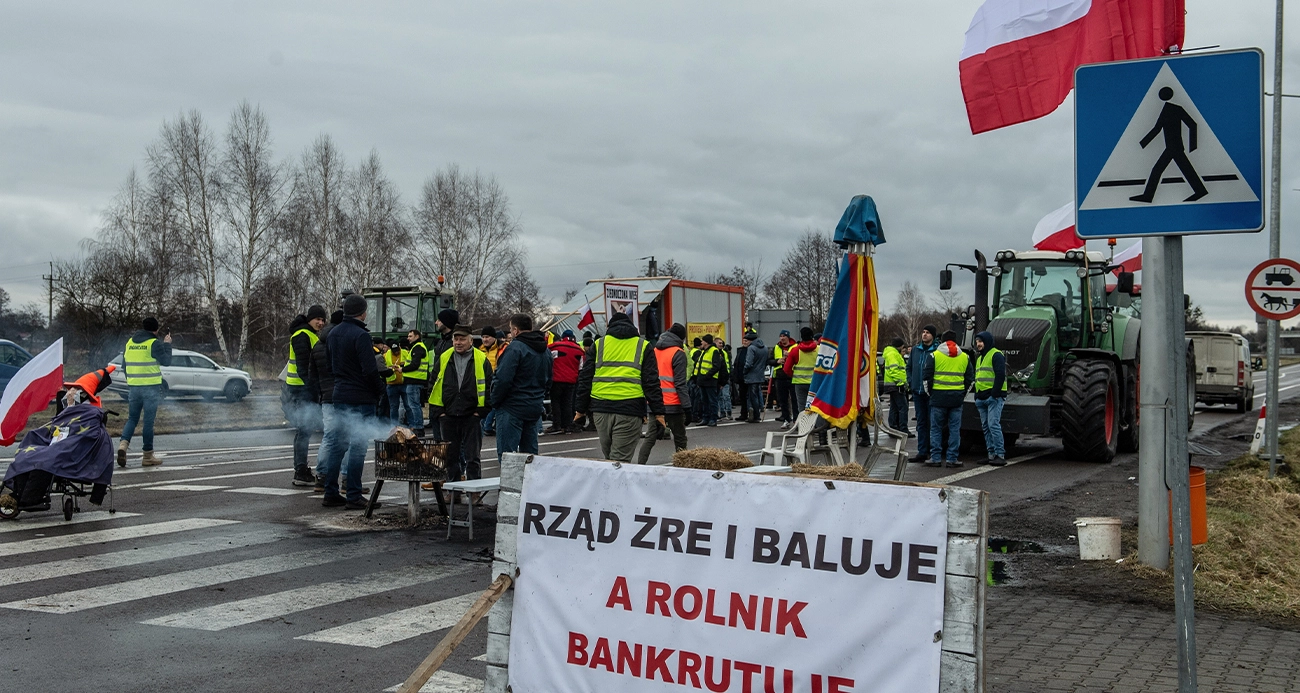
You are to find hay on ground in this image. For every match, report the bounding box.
[672,447,752,470]
[790,463,867,480]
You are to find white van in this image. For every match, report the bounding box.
[1187,331,1254,412]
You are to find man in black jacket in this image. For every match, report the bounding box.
[306,310,343,492]
[428,326,493,482]
[576,312,665,461]
[490,313,552,460]
[284,305,327,487]
[318,294,386,509]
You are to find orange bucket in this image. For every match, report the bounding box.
[1169,466,1208,546]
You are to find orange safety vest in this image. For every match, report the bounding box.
[655,346,682,407]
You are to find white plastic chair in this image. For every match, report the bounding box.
[758,411,841,466]
[860,399,910,481]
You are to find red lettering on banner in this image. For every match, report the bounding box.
[704,589,726,626]
[735,661,762,693]
[775,599,808,638]
[616,641,642,676]
[764,666,794,693]
[589,637,614,672]
[704,656,732,692]
[729,592,757,629]
[646,646,675,682]
[567,631,589,665]
[761,596,774,633]
[606,576,632,611]
[647,581,672,616]
[677,649,703,688]
[828,675,855,692]
[674,585,703,620]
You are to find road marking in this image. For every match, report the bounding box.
[144,485,232,492]
[298,591,479,648]
[114,468,295,490]
[114,465,201,475]
[0,511,139,534]
[1,539,386,614]
[224,487,312,496]
[384,671,483,692]
[142,563,472,631]
[1254,381,1300,400]
[548,447,597,455]
[0,518,239,558]
[0,528,286,588]
[929,448,1060,485]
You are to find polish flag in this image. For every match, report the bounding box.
[0,338,64,446]
[576,301,595,330]
[1032,202,1084,252]
[960,0,1185,134]
[1112,240,1143,273]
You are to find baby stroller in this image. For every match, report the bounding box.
[0,366,117,521]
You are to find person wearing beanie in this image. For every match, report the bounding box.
[491,313,553,459]
[118,316,173,468]
[740,331,768,422]
[431,308,459,362]
[908,324,940,462]
[782,326,819,415]
[882,336,910,437]
[305,309,345,491]
[284,306,329,486]
[973,330,1008,465]
[547,329,585,434]
[770,329,797,428]
[923,329,974,468]
[318,293,386,510]
[576,311,665,461]
[732,333,751,422]
[478,327,507,437]
[691,334,726,427]
[636,322,692,464]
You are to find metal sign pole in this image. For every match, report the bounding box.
[1165,237,1198,693]
[1138,238,1171,570]
[1266,0,1285,479]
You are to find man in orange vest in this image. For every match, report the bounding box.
[636,323,691,464]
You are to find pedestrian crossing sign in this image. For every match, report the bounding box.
[1075,48,1264,238]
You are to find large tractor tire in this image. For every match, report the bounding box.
[1060,360,1119,463]
[1117,363,1139,453]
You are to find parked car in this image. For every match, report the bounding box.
[1187,331,1254,413]
[107,349,251,402]
[0,339,34,395]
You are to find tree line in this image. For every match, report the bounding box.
[48,102,542,372]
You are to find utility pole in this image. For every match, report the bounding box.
[1266,0,1285,479]
[42,261,53,329]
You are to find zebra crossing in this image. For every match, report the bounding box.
[0,509,492,691]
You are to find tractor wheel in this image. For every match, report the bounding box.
[1117,364,1139,453]
[1060,360,1119,463]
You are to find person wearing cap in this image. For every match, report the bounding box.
[118,316,173,468]
[636,323,690,464]
[284,305,328,486]
[740,331,768,422]
[908,325,940,462]
[770,330,796,427]
[576,312,665,461]
[383,337,409,425]
[882,336,910,436]
[782,327,819,414]
[924,330,974,468]
[318,294,386,510]
[478,327,506,437]
[491,313,553,459]
[427,326,493,483]
[547,329,584,434]
[306,310,344,492]
[732,337,751,422]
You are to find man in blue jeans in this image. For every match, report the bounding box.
[923,330,973,468]
[318,294,387,510]
[118,317,172,468]
[907,325,939,462]
[491,313,552,461]
[972,331,1008,465]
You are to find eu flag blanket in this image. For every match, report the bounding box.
[3,403,114,485]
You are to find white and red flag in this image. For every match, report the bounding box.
[1032,202,1084,252]
[0,338,64,446]
[576,300,595,330]
[960,0,1185,134]
[1111,240,1143,273]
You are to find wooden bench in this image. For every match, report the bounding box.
[442,478,501,540]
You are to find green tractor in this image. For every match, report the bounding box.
[940,249,1141,463]
[359,284,456,345]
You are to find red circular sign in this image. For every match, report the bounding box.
[1245,258,1300,320]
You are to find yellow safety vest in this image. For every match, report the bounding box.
[404,342,430,382]
[384,348,405,385]
[285,328,319,387]
[692,346,718,378]
[124,337,162,387]
[792,347,817,385]
[428,348,487,407]
[931,349,970,391]
[592,335,649,401]
[975,348,1007,393]
[721,349,732,373]
[882,346,907,386]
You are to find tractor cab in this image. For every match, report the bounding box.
[360,286,456,344]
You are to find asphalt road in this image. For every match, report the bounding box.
[1,364,1296,693]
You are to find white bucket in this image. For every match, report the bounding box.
[1073,517,1122,560]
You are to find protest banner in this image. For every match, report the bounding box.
[604,283,640,323]
[686,322,727,345]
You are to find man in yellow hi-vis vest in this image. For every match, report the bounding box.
[427,326,493,483]
[400,329,431,435]
[973,330,1008,466]
[575,312,665,462]
[284,305,327,486]
[118,316,173,468]
[923,330,974,468]
[881,336,910,436]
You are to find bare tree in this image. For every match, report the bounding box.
[491,263,547,324]
[562,286,581,304]
[282,134,348,306]
[893,281,929,346]
[932,288,968,319]
[711,261,766,310]
[148,110,230,362]
[341,150,409,291]
[220,101,286,365]
[410,164,521,324]
[761,229,840,329]
[658,258,690,280]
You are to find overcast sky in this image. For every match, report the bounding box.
[0,1,1294,328]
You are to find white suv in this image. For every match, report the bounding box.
[107,349,252,402]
